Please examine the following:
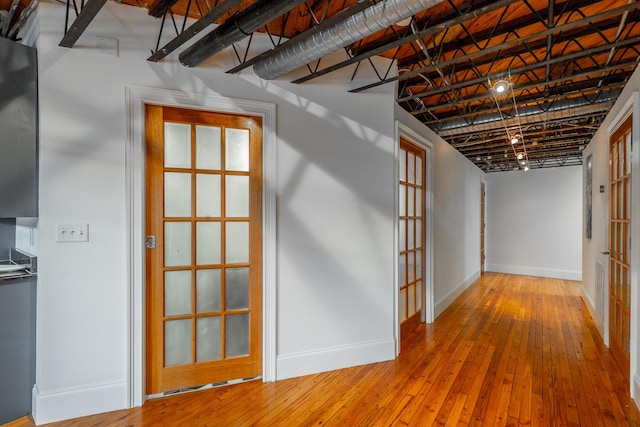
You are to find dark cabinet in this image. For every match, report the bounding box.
[0,276,36,424]
[0,38,38,217]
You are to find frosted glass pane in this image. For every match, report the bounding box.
[408,252,415,282]
[399,220,406,251]
[165,222,191,267]
[196,126,221,170]
[416,188,422,216]
[164,270,192,316]
[165,123,191,168]
[399,149,407,181]
[416,250,422,280]
[226,175,249,217]
[196,174,221,218]
[416,156,422,185]
[399,184,406,217]
[225,129,249,171]
[408,153,415,184]
[408,285,415,317]
[196,222,221,265]
[408,187,414,217]
[226,313,249,357]
[165,172,192,217]
[226,268,249,310]
[399,254,406,286]
[197,316,221,362]
[226,222,249,263]
[400,288,407,322]
[416,220,422,247]
[408,220,414,250]
[165,319,191,366]
[196,269,221,313]
[626,137,632,174]
[416,280,422,310]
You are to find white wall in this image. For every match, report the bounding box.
[486,166,582,280]
[394,106,485,317]
[582,63,640,402]
[28,2,399,423]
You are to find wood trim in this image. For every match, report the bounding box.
[609,114,632,382]
[145,105,263,394]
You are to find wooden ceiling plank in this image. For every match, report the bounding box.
[410,61,635,116]
[350,1,640,93]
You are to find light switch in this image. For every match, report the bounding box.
[56,223,89,242]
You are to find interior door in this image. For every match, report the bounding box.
[145,105,263,394]
[481,183,486,274]
[399,138,426,334]
[609,114,632,381]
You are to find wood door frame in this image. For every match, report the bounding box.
[125,87,277,408]
[606,91,640,398]
[395,122,434,356]
[480,179,487,274]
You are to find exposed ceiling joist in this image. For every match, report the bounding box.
[147,0,246,62]
[350,1,640,93]
[6,0,639,172]
[58,0,107,48]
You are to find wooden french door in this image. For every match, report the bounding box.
[480,183,486,274]
[399,138,426,332]
[609,114,632,381]
[145,105,262,394]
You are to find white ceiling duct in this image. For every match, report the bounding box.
[252,0,444,80]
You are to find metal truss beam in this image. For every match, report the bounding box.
[397,0,605,70]
[349,1,640,93]
[397,35,640,104]
[59,0,108,48]
[147,0,245,62]
[411,62,634,117]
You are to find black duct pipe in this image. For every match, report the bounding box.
[179,0,306,67]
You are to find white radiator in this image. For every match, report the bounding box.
[595,259,606,324]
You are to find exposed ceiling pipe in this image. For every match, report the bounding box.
[252,0,444,80]
[438,98,617,137]
[179,0,306,68]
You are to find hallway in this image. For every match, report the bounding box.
[10,273,640,426]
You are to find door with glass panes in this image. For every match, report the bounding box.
[145,105,262,394]
[399,138,425,333]
[609,114,632,381]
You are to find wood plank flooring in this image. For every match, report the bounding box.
[7,273,640,426]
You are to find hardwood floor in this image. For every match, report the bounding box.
[7,273,640,426]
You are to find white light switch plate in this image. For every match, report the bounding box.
[56,223,89,242]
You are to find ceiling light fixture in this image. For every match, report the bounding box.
[488,72,529,171]
[492,79,510,95]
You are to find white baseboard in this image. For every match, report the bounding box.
[32,381,127,425]
[580,285,604,339]
[434,270,480,319]
[276,338,395,381]
[486,264,582,281]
